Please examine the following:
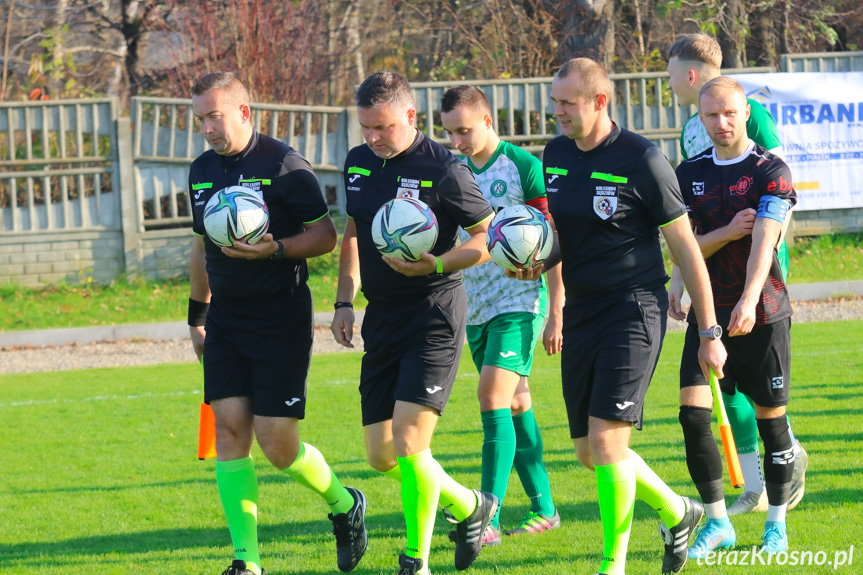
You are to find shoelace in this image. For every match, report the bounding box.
[762,526,785,547]
[332,515,352,545]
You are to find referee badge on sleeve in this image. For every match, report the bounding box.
[593,186,619,220]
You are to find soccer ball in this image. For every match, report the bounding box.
[486,204,552,271]
[371,197,439,261]
[203,186,270,248]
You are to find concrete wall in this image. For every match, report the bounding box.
[791,207,863,237]
[139,229,195,280]
[0,230,125,287]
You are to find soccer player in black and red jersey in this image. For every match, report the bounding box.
[675,77,798,558]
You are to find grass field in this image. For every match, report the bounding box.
[1,233,861,333]
[1,321,861,574]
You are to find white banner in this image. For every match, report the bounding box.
[730,72,863,211]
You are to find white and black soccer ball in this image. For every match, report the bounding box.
[371,197,439,261]
[486,204,552,271]
[203,186,270,248]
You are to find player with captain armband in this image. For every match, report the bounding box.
[674,77,798,558]
[665,32,808,518]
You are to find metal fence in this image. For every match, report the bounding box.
[2,52,862,285]
[0,99,121,233]
[781,51,863,72]
[132,97,352,231]
[411,67,773,165]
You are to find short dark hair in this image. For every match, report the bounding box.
[191,72,250,106]
[699,76,746,103]
[667,34,723,68]
[355,71,414,109]
[555,58,613,99]
[440,85,491,115]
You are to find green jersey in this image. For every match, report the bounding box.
[459,140,548,325]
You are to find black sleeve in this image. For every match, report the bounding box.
[675,163,700,229]
[757,156,798,208]
[438,158,494,229]
[189,160,206,236]
[641,146,687,226]
[275,151,330,223]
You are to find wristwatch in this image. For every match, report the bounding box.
[698,325,723,339]
[269,239,284,260]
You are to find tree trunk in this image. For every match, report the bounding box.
[558,0,616,69]
[121,0,141,100]
[748,2,775,68]
[716,0,744,68]
[776,0,790,59]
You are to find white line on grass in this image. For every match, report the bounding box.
[1,378,365,407]
[0,389,201,408]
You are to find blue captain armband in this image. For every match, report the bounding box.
[757,195,790,224]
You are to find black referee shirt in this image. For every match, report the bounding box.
[345,131,493,304]
[676,142,797,326]
[190,131,329,299]
[544,124,687,302]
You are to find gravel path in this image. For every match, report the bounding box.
[1,298,861,375]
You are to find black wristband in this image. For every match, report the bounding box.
[334,301,354,310]
[269,239,284,260]
[188,298,209,327]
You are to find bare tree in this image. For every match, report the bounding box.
[557,0,616,70]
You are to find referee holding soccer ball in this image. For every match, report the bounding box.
[188,72,367,575]
[331,71,496,575]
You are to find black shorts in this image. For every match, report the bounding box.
[203,285,313,418]
[680,318,790,408]
[359,284,467,426]
[560,289,668,439]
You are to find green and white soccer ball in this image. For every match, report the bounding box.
[203,186,270,248]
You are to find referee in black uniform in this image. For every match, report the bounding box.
[188,72,366,575]
[331,71,497,575]
[516,58,727,575]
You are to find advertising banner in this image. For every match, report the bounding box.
[730,72,863,211]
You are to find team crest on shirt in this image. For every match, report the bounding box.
[730,175,753,195]
[397,176,430,199]
[593,186,618,220]
[692,181,705,196]
[490,180,507,197]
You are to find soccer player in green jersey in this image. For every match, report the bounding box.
[665,33,808,517]
[439,85,563,545]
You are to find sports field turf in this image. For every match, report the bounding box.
[1,320,861,574]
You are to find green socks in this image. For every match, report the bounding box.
[437,458,477,522]
[282,442,354,515]
[382,458,477,524]
[481,409,517,529]
[512,408,556,517]
[629,449,685,527]
[595,458,635,575]
[216,457,262,575]
[724,391,759,453]
[398,450,440,573]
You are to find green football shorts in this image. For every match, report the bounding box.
[466,311,545,377]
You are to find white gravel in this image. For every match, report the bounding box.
[1,298,861,375]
